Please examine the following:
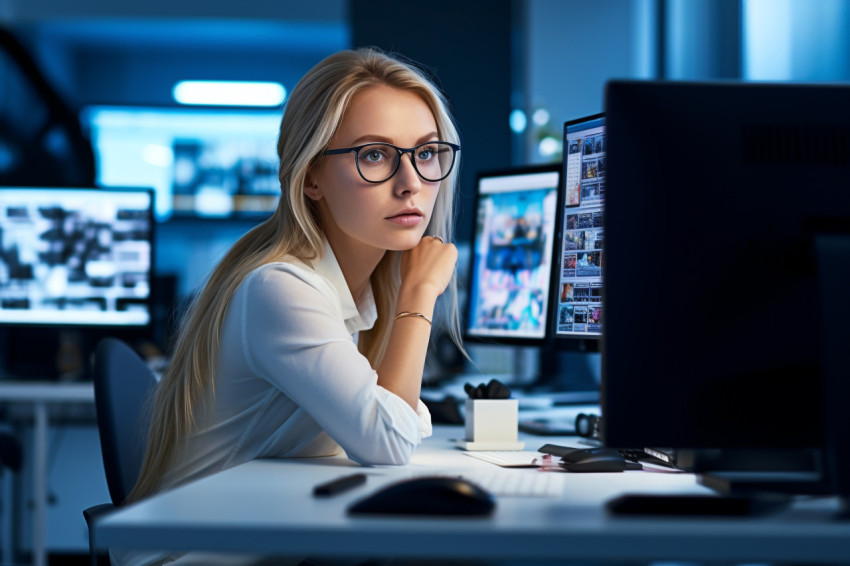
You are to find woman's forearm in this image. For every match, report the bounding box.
[376,283,439,409]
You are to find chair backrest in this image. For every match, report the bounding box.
[0,432,22,472]
[92,338,158,505]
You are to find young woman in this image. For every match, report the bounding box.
[129,46,462,503]
[113,47,463,566]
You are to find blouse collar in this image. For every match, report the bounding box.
[313,238,378,334]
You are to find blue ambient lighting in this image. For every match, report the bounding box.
[509,109,527,134]
[172,80,286,107]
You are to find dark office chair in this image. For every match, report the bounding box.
[83,338,158,566]
[0,432,22,474]
[0,432,22,562]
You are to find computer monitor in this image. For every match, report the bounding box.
[464,165,560,345]
[531,115,606,400]
[81,105,281,221]
[551,113,605,346]
[0,186,154,376]
[602,80,850,497]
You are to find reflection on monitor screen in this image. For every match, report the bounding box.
[82,105,281,221]
[466,167,559,342]
[0,187,153,327]
[554,114,605,339]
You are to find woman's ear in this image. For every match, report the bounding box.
[303,174,323,202]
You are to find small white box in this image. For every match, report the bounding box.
[465,399,519,443]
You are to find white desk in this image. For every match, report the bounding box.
[95,426,850,564]
[0,380,95,566]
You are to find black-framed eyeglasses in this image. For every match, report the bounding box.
[323,141,460,184]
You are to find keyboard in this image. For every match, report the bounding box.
[462,450,542,467]
[461,470,564,497]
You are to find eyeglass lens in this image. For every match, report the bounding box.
[356,143,455,183]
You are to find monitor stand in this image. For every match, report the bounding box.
[674,447,829,496]
[530,349,601,405]
[605,467,804,518]
[692,469,841,519]
[698,470,827,496]
[815,232,850,516]
[606,492,792,517]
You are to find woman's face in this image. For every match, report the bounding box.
[308,84,441,255]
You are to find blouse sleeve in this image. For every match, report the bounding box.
[238,264,429,466]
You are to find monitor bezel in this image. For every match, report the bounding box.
[0,185,156,334]
[462,163,562,347]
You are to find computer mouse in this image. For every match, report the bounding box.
[348,475,495,516]
[558,447,627,473]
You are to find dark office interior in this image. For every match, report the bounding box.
[2,0,850,564]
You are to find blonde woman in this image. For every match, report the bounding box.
[114,46,463,566]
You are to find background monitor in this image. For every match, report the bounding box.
[602,81,850,489]
[552,113,605,344]
[81,105,281,221]
[0,186,154,376]
[531,115,607,400]
[464,165,560,344]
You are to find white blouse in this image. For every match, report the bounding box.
[112,240,432,566]
[161,239,433,491]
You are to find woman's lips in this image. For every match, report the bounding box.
[385,212,423,226]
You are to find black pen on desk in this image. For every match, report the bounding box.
[313,473,368,497]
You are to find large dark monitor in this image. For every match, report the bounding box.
[464,165,560,345]
[81,105,281,221]
[0,186,154,377]
[602,80,850,498]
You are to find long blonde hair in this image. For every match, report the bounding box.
[128,48,463,502]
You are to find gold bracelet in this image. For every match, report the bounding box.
[393,311,432,326]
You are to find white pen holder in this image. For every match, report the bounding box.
[458,399,524,451]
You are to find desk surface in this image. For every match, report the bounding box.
[0,380,94,402]
[96,427,850,563]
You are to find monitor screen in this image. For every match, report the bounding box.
[552,114,605,341]
[465,166,560,343]
[602,81,850,458]
[81,105,281,221]
[0,187,153,328]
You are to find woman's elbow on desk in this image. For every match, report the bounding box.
[344,425,419,466]
[348,449,414,467]
[342,420,420,466]
[337,388,426,465]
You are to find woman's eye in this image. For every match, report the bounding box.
[417,148,434,161]
[363,150,385,163]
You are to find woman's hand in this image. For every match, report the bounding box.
[399,236,458,301]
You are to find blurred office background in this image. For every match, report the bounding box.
[3,0,850,327]
[1,0,850,562]
[5,0,850,312]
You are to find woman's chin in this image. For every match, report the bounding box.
[388,234,426,251]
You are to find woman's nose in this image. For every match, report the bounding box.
[393,154,422,197]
